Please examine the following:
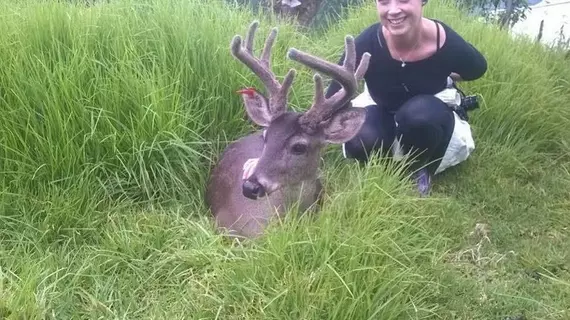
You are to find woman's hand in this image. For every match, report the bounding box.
[450,72,462,82]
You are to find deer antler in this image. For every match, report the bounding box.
[230,21,296,116]
[287,36,371,131]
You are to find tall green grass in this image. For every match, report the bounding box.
[0,0,303,206]
[1,0,569,318]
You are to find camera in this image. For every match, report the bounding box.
[451,83,480,121]
[460,95,479,111]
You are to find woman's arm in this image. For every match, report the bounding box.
[446,26,488,81]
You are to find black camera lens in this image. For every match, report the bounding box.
[461,95,479,111]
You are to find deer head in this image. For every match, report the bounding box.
[231,21,371,199]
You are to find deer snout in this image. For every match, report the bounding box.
[242,178,266,199]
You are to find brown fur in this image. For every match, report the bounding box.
[205,21,371,239]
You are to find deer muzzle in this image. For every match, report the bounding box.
[242,178,266,199]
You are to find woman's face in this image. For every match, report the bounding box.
[376,0,423,37]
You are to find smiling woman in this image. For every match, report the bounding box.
[325,0,488,197]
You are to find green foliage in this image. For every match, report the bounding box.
[0,0,302,205]
[0,0,569,319]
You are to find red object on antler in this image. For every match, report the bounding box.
[236,87,257,98]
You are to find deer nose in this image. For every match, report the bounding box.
[242,179,265,199]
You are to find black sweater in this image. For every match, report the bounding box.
[325,19,487,113]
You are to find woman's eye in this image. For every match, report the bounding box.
[291,143,308,155]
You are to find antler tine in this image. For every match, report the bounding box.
[230,21,296,114]
[288,36,371,128]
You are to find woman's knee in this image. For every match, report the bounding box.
[343,105,395,161]
[395,95,453,130]
[392,95,455,162]
[343,131,384,160]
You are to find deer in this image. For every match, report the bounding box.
[205,20,371,239]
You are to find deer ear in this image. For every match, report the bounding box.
[321,107,366,144]
[237,88,275,127]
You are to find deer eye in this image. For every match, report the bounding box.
[291,143,308,155]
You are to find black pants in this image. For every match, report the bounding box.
[344,94,455,174]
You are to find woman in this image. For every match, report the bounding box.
[325,0,488,196]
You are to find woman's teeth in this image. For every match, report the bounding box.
[390,18,405,25]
